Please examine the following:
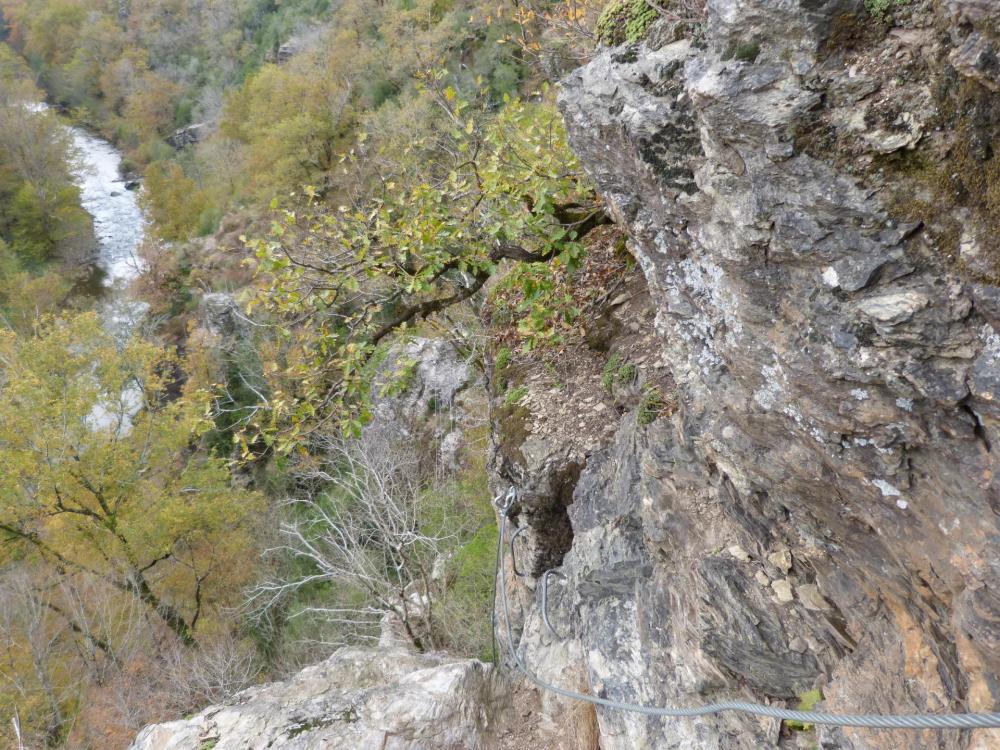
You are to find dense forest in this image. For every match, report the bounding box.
[0,0,615,746]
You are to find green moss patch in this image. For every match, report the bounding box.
[495,402,531,467]
[596,0,659,47]
[883,78,1000,283]
[722,40,760,63]
[786,688,823,731]
[864,0,908,23]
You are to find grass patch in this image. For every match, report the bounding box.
[493,346,512,390]
[503,385,529,407]
[424,445,498,659]
[785,688,823,731]
[602,353,637,392]
[637,384,666,425]
[495,346,512,372]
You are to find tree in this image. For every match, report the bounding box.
[0,569,73,747]
[244,84,606,448]
[219,52,354,200]
[0,47,94,266]
[0,239,71,332]
[248,427,456,651]
[0,313,263,646]
[123,70,183,136]
[142,161,209,241]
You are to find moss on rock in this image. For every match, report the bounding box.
[596,0,659,47]
[495,402,531,467]
[883,77,1000,283]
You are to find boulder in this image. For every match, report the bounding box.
[165,123,207,149]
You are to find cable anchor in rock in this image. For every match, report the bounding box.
[540,569,568,640]
[509,525,530,578]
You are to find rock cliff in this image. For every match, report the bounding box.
[492,1,1000,748]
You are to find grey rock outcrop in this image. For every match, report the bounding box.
[369,338,476,429]
[127,3,1000,749]
[128,648,507,750]
[494,1,1000,749]
[165,123,207,149]
[368,337,482,472]
[198,292,247,339]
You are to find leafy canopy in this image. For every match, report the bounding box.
[0,313,263,644]
[243,82,601,451]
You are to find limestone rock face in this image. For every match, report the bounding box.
[128,648,506,750]
[492,2,1000,749]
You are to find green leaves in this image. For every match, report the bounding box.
[0,314,263,638]
[244,83,597,448]
[864,0,909,22]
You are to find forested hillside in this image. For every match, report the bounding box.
[0,46,93,329]
[0,0,545,237]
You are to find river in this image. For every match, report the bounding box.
[67,122,150,338]
[61,121,151,427]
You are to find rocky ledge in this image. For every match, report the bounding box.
[128,647,506,750]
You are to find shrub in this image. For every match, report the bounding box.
[142,161,210,241]
[248,428,497,659]
[369,78,398,108]
[864,0,908,22]
[197,206,223,236]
